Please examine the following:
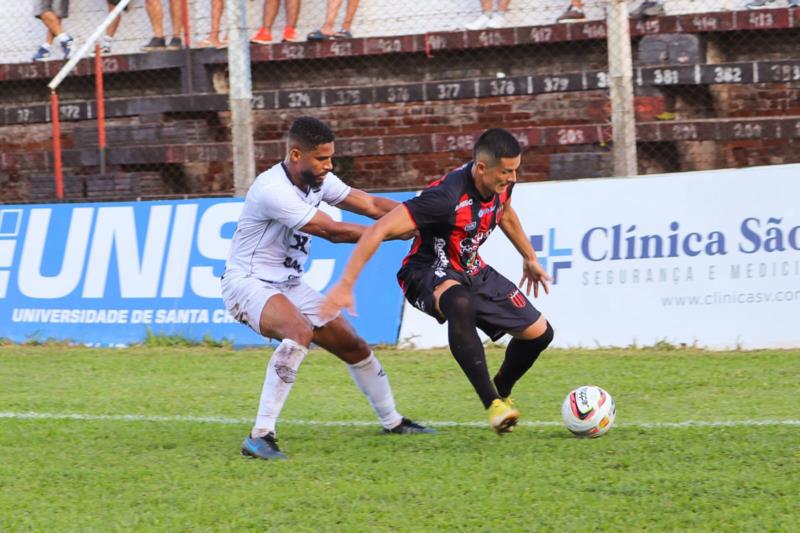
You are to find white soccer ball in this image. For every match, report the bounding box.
[561,385,616,438]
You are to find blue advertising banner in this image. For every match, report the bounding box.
[0,193,413,346]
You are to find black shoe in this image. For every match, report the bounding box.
[167,37,183,50]
[241,432,288,460]
[384,417,436,434]
[142,37,167,52]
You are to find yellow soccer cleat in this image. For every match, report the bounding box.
[488,399,520,435]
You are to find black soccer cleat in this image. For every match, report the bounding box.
[241,432,288,460]
[384,417,436,434]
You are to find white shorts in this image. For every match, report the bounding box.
[221,274,336,336]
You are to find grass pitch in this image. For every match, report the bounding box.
[1,345,798,531]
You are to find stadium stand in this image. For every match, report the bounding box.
[1,1,799,202]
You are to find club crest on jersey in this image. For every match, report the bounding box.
[508,289,526,308]
[464,221,477,231]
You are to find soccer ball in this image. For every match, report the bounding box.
[561,385,616,438]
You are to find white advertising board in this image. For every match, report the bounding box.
[398,164,800,349]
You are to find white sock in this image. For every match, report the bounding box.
[56,33,72,43]
[252,339,308,437]
[347,352,403,430]
[40,42,53,50]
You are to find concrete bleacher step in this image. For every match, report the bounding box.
[26,172,166,201]
[73,119,217,147]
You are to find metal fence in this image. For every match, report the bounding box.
[0,0,799,202]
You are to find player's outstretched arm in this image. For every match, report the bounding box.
[337,188,399,220]
[321,205,416,318]
[498,200,552,298]
[300,210,367,243]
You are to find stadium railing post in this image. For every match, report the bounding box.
[606,0,638,177]
[50,90,64,200]
[95,44,107,176]
[226,0,256,196]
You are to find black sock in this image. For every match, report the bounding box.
[439,285,499,409]
[494,322,554,398]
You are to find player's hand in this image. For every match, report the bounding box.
[519,258,551,298]
[320,281,357,321]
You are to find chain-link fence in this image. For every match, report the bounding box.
[0,0,799,203]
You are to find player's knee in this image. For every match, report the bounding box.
[283,323,314,347]
[511,321,553,355]
[350,336,371,360]
[531,321,554,351]
[438,284,475,321]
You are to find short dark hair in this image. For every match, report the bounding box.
[288,116,336,150]
[472,128,521,166]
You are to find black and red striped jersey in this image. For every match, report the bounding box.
[402,161,513,276]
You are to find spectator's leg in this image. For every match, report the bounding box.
[169,0,183,39]
[39,10,63,37]
[107,3,122,38]
[210,0,224,41]
[285,0,300,28]
[480,0,492,11]
[497,0,511,12]
[321,0,344,35]
[146,0,165,38]
[262,0,280,31]
[340,0,360,32]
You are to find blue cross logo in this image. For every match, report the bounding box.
[529,228,572,284]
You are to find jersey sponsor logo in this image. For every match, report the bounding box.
[454,198,474,212]
[289,234,310,254]
[283,257,303,273]
[478,205,497,217]
[432,237,450,272]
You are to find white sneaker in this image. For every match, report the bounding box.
[488,11,508,28]
[466,12,492,30]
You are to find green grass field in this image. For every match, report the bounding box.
[1,345,798,531]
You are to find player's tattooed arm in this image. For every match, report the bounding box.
[337,188,399,219]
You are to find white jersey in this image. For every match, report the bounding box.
[225,162,351,283]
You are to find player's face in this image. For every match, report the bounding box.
[297,142,335,188]
[479,155,521,194]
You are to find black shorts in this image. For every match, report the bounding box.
[397,264,542,341]
[108,0,130,9]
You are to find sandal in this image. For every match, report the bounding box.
[306,29,333,41]
[333,29,353,39]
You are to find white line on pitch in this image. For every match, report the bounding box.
[0,412,799,429]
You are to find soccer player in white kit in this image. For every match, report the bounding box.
[222,117,433,460]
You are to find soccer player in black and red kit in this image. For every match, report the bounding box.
[323,128,554,433]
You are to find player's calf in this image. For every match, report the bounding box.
[494,321,554,398]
